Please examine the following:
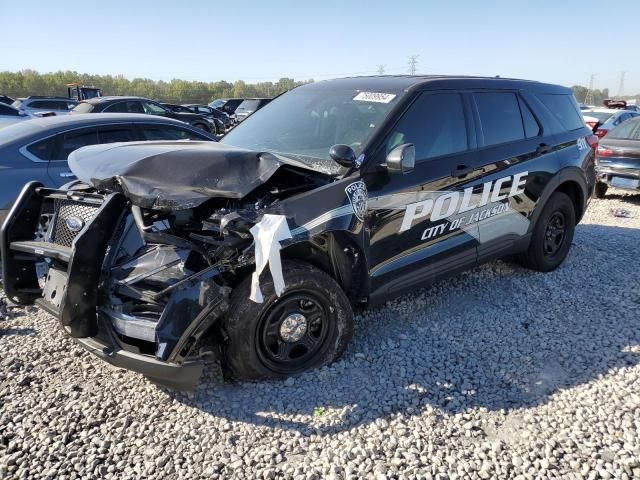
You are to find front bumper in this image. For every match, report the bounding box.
[0,182,209,390]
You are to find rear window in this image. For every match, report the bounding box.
[237,100,260,111]
[475,92,526,146]
[139,124,211,141]
[538,94,584,131]
[583,111,614,123]
[72,102,95,113]
[607,119,640,140]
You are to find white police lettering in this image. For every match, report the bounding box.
[398,171,528,233]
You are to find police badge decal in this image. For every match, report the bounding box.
[345,181,368,222]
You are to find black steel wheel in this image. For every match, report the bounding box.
[518,191,576,272]
[223,262,353,380]
[542,211,566,256]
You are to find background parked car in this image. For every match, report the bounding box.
[161,102,225,134]
[182,104,232,130]
[582,108,640,138]
[233,98,272,122]
[71,96,218,134]
[0,103,30,128]
[12,96,79,116]
[209,98,244,117]
[0,113,216,224]
[0,94,15,105]
[594,116,640,198]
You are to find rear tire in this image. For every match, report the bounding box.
[594,181,608,199]
[518,191,575,272]
[222,262,354,380]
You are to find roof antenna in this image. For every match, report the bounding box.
[495,75,500,78]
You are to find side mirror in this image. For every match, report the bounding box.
[329,144,357,168]
[386,143,415,174]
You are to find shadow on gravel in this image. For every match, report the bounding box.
[604,191,640,205]
[171,224,640,436]
[0,327,36,337]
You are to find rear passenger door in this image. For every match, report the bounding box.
[469,91,553,260]
[46,125,138,186]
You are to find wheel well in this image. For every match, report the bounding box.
[280,232,366,305]
[555,180,584,223]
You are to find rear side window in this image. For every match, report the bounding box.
[97,125,136,143]
[386,92,468,161]
[139,124,211,141]
[54,128,99,159]
[538,94,584,131]
[26,137,57,161]
[474,92,525,146]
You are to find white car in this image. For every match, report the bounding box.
[582,108,640,138]
[12,96,78,117]
[0,102,30,128]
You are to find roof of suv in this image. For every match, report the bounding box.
[302,75,569,94]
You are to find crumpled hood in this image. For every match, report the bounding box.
[68,141,285,210]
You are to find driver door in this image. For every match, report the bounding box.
[365,91,483,301]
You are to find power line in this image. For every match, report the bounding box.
[408,55,419,75]
[585,74,596,105]
[376,64,386,75]
[617,71,627,97]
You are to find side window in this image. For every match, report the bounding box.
[97,125,136,143]
[140,124,210,141]
[0,104,19,116]
[26,137,57,161]
[518,97,541,138]
[104,101,128,113]
[474,92,525,146]
[386,92,468,161]
[537,94,584,131]
[29,101,47,109]
[53,128,99,159]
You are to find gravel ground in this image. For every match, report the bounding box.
[1,191,639,480]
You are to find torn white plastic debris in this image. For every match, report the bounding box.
[249,214,292,303]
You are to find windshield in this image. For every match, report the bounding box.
[608,119,640,140]
[221,87,402,175]
[583,111,614,123]
[236,99,260,112]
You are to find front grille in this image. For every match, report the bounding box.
[51,199,100,248]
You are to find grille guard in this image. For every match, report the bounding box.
[1,182,126,337]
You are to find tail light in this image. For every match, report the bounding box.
[595,129,608,138]
[596,146,614,157]
[586,134,599,149]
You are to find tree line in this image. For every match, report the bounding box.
[2,70,638,107]
[0,70,313,104]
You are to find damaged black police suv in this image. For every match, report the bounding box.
[1,76,597,390]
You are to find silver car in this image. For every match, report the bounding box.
[0,113,217,225]
[12,96,79,117]
[0,103,30,129]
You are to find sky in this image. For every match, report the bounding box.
[2,0,640,93]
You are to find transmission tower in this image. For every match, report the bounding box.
[408,55,419,75]
[377,64,386,75]
[617,71,627,97]
[585,74,596,105]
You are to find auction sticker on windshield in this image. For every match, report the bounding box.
[353,92,397,103]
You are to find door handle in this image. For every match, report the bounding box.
[452,164,475,178]
[536,143,552,155]
[59,172,76,178]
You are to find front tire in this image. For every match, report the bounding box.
[594,181,608,199]
[223,262,354,380]
[518,191,576,272]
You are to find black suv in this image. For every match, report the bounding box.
[233,98,272,122]
[2,76,596,390]
[72,96,217,134]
